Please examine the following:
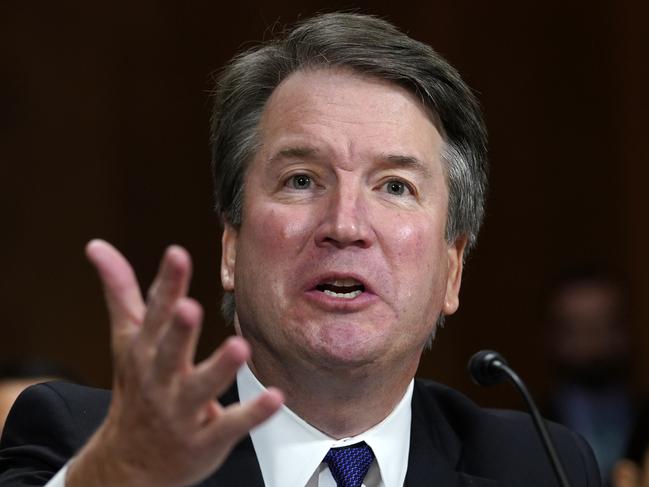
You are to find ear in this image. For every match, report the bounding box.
[611,459,639,487]
[221,223,238,292]
[442,236,468,316]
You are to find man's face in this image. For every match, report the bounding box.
[550,282,629,384]
[221,68,466,377]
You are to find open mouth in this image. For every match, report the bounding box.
[315,278,365,299]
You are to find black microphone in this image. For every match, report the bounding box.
[468,350,572,487]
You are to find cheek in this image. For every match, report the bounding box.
[242,205,316,261]
[393,221,417,244]
[279,213,312,241]
[387,217,442,268]
[384,217,448,304]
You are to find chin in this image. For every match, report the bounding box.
[305,324,393,368]
[307,348,379,371]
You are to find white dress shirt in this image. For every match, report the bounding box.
[45,365,412,487]
[238,364,412,487]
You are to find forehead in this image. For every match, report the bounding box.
[254,67,445,169]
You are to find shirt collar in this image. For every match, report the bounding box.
[237,363,413,487]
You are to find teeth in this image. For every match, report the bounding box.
[324,289,362,299]
[326,278,361,286]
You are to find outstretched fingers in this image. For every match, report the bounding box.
[139,245,193,346]
[184,337,251,407]
[78,241,286,487]
[154,297,203,381]
[201,388,284,450]
[86,240,146,344]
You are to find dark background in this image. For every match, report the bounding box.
[1,1,648,409]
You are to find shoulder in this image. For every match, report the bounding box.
[413,378,582,444]
[412,379,601,486]
[8,381,111,440]
[0,381,111,486]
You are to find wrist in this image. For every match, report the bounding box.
[66,421,161,487]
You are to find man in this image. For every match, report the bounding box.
[0,12,600,487]
[545,269,633,483]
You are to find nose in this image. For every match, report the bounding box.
[314,183,375,249]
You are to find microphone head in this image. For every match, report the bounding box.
[468,350,509,386]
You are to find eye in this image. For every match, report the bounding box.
[288,174,312,190]
[383,179,410,196]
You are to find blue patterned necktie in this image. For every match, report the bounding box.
[323,441,375,487]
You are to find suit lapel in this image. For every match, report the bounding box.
[197,380,499,487]
[405,381,498,487]
[198,384,265,487]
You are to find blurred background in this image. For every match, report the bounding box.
[1,0,648,480]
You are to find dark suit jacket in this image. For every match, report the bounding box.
[0,380,600,486]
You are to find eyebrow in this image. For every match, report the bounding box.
[382,153,433,178]
[267,146,434,178]
[268,146,319,164]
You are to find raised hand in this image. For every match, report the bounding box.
[66,240,282,487]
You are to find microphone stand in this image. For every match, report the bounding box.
[469,351,572,487]
[491,358,571,487]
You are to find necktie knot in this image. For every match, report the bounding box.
[323,441,375,487]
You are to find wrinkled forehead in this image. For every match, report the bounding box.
[264,65,447,136]
[251,66,449,179]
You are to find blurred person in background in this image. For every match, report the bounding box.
[546,267,634,484]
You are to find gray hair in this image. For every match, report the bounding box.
[210,12,488,324]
